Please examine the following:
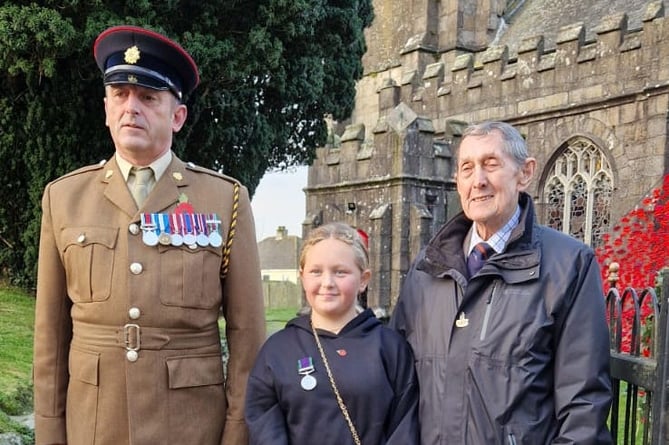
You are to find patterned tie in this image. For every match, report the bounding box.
[467,242,493,278]
[130,167,154,207]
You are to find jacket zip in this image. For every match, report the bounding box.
[479,282,498,341]
[455,280,463,308]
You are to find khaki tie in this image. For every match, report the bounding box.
[130,167,154,207]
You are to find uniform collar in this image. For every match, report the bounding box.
[115,150,172,182]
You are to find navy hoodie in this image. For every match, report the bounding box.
[245,309,420,444]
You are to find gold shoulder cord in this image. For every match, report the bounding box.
[220,182,240,282]
[311,321,362,445]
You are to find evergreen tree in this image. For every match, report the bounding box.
[0,0,373,288]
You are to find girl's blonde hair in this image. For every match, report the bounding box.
[299,222,369,272]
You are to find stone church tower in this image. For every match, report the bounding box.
[303,0,669,316]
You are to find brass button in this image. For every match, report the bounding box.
[126,350,139,362]
[129,223,140,235]
[129,263,143,275]
[128,307,141,320]
[77,234,86,243]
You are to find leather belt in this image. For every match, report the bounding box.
[72,321,221,352]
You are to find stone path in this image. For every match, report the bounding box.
[0,414,34,445]
[8,415,33,430]
[0,433,24,445]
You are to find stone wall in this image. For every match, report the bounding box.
[262,280,302,309]
[305,0,669,313]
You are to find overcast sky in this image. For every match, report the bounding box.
[251,165,308,241]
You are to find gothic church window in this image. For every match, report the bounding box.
[543,137,613,248]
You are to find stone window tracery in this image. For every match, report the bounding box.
[542,137,613,248]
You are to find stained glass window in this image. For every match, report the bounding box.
[542,137,613,247]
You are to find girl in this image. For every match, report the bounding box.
[245,222,419,444]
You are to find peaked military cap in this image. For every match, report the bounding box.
[94,25,200,100]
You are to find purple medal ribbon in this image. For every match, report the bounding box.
[297,356,317,391]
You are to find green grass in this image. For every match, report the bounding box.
[217,306,301,337]
[265,307,301,335]
[0,287,35,415]
[0,287,35,442]
[0,286,297,442]
[0,286,298,415]
[612,381,649,444]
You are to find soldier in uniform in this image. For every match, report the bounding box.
[33,25,266,445]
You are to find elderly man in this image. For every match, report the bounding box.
[390,121,612,444]
[33,25,265,445]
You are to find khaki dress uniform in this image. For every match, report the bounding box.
[33,154,266,445]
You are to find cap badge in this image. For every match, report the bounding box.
[127,75,138,84]
[124,45,141,64]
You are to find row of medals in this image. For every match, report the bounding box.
[140,213,223,248]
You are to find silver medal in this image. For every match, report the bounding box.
[143,231,159,246]
[171,233,184,246]
[209,231,223,247]
[196,233,209,247]
[206,214,223,248]
[183,233,197,245]
[141,214,158,246]
[297,356,317,391]
[171,214,184,246]
[195,214,209,246]
[300,374,317,391]
[182,213,197,246]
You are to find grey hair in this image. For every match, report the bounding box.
[459,121,529,168]
[299,222,369,272]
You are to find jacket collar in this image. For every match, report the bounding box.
[100,153,190,218]
[418,192,538,278]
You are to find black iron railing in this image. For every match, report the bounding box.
[606,263,669,444]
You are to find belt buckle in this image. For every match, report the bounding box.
[123,323,141,352]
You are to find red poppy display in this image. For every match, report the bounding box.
[595,176,669,355]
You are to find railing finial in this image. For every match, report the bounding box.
[607,261,620,289]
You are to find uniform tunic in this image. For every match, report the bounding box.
[245,309,420,444]
[33,153,266,445]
